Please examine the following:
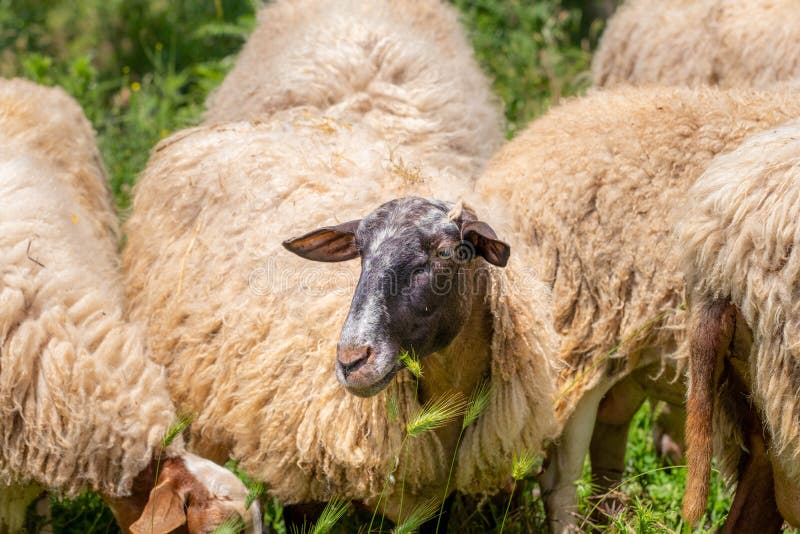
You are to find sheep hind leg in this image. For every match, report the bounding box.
[651,400,686,465]
[588,375,647,525]
[539,384,608,533]
[721,402,782,534]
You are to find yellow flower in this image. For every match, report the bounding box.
[131,81,141,92]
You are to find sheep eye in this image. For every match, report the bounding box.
[436,247,453,260]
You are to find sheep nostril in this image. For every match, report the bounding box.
[337,345,372,377]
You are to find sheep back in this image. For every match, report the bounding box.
[592,0,800,89]
[205,0,504,180]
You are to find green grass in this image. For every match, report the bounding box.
[1,1,749,532]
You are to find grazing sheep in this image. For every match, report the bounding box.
[465,85,800,531]
[205,0,503,180]
[123,114,554,521]
[0,78,260,534]
[592,0,800,89]
[124,0,507,522]
[678,119,800,530]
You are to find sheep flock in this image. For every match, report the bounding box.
[4,0,800,532]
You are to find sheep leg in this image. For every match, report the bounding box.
[720,402,782,533]
[539,384,607,533]
[682,298,734,525]
[589,376,647,521]
[651,400,685,465]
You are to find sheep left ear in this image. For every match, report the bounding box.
[283,219,360,262]
[130,479,187,534]
[461,220,510,267]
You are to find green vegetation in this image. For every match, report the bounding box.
[1,0,752,532]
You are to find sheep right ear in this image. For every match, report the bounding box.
[129,480,187,534]
[283,219,360,262]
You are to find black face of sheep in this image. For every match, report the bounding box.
[283,196,509,397]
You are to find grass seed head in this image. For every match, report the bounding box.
[462,379,491,430]
[398,349,422,378]
[406,392,466,437]
[392,498,439,534]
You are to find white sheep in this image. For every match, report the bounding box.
[124,0,509,522]
[464,85,800,532]
[677,119,800,529]
[592,0,800,89]
[0,78,260,534]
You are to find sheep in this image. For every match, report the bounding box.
[461,85,800,531]
[122,115,551,522]
[204,0,503,180]
[124,0,508,523]
[677,119,800,530]
[592,0,800,89]
[0,78,260,534]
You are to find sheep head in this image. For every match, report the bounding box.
[284,196,509,397]
[109,453,261,534]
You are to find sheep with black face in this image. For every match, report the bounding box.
[123,115,558,520]
[123,0,521,520]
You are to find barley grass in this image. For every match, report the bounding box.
[435,379,491,533]
[499,451,539,534]
[393,499,439,534]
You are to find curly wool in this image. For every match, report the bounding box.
[0,78,179,498]
[473,85,800,422]
[123,114,558,502]
[677,119,800,484]
[205,0,503,181]
[593,0,800,89]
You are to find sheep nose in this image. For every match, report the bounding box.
[337,345,372,377]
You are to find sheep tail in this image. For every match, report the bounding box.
[682,298,734,526]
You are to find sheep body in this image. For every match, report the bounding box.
[473,85,800,433]
[677,119,800,487]
[592,0,800,89]
[123,112,558,503]
[205,0,503,180]
[125,0,525,507]
[0,78,178,498]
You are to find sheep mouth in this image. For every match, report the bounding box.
[338,361,402,398]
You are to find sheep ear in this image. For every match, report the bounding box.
[461,220,510,267]
[283,219,360,262]
[129,480,187,534]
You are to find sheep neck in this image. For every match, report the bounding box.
[418,278,493,446]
